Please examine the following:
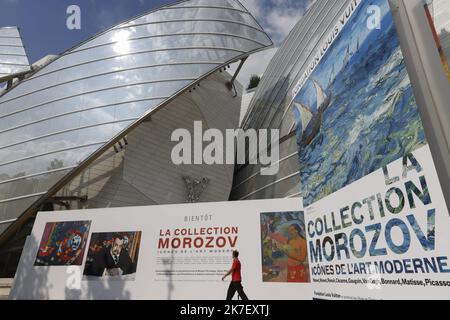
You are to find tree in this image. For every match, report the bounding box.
[47,159,64,170]
[247,75,261,90]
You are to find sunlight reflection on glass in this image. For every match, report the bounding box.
[112,30,131,54]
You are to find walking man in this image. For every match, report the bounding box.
[222,250,249,300]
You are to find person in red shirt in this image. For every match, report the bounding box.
[222,250,249,300]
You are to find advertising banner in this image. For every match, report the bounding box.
[10,153,450,300]
[306,145,450,300]
[291,0,428,207]
[287,0,450,300]
[9,198,312,300]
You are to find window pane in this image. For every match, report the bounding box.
[76,21,270,52]
[0,28,20,38]
[0,144,101,181]
[0,169,71,201]
[123,8,260,30]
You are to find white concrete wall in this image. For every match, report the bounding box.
[57,71,242,208]
[124,72,241,204]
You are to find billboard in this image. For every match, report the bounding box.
[10,171,450,300]
[305,145,450,300]
[10,198,313,300]
[291,0,427,207]
[288,0,450,300]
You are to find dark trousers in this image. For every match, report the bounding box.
[226,281,249,300]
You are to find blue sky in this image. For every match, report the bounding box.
[0,0,169,63]
[0,0,315,84]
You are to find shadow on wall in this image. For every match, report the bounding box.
[9,233,134,300]
[66,256,133,300]
[79,277,132,300]
[8,234,51,300]
[161,250,175,300]
[65,274,133,300]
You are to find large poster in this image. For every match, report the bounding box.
[10,198,312,300]
[292,0,427,207]
[10,167,450,300]
[305,145,450,300]
[289,0,450,300]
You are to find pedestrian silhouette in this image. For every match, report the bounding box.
[222,250,249,300]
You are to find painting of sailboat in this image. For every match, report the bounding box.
[298,80,331,149]
[293,102,313,134]
[293,0,427,206]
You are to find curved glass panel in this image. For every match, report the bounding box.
[1,79,192,118]
[0,27,30,78]
[0,120,136,164]
[0,144,102,181]
[0,55,28,65]
[0,64,28,75]
[0,0,272,238]
[76,21,271,52]
[0,169,71,202]
[2,50,234,103]
[0,37,22,46]
[0,195,41,228]
[0,28,20,38]
[122,7,260,29]
[0,46,26,56]
[2,71,195,112]
[60,35,256,70]
[0,99,164,139]
[0,98,164,133]
[4,60,219,101]
[164,0,244,10]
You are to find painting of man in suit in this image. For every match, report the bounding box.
[83,231,141,279]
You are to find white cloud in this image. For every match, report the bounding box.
[240,0,316,45]
[265,9,306,44]
[236,0,316,88]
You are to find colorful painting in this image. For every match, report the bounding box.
[293,0,427,206]
[83,231,141,279]
[260,211,310,283]
[34,221,91,266]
